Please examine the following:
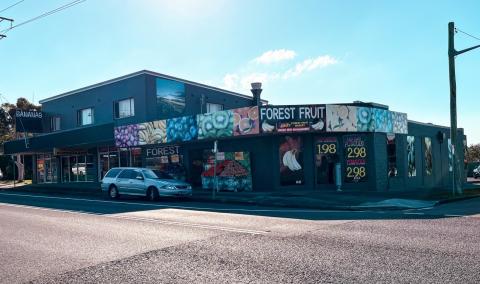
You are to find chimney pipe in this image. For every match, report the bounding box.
[250,82,262,107]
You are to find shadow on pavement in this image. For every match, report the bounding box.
[1,189,479,221]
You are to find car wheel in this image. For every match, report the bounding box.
[108,185,119,199]
[147,187,159,201]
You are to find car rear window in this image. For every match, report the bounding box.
[117,170,133,179]
[105,168,122,178]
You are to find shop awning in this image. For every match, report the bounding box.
[3,123,114,155]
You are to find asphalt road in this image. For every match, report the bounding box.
[0,191,479,284]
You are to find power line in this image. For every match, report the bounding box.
[0,0,25,14]
[0,0,86,34]
[455,28,480,42]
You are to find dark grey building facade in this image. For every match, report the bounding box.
[3,70,466,193]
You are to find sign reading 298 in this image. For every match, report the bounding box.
[343,135,368,183]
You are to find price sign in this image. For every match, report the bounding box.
[343,135,368,183]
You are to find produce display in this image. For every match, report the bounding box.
[115,124,139,147]
[233,106,259,136]
[167,116,198,142]
[138,120,166,145]
[356,107,375,132]
[201,151,253,192]
[197,110,234,139]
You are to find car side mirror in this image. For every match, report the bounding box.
[136,176,144,181]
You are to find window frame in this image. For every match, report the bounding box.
[206,102,223,113]
[77,107,94,126]
[51,116,61,132]
[114,97,135,119]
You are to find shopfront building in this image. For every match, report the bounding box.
[3,70,467,192]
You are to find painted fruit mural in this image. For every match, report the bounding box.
[356,107,375,132]
[138,120,166,145]
[373,108,393,133]
[201,151,253,192]
[115,124,139,147]
[279,136,304,186]
[326,105,358,132]
[166,116,198,142]
[233,106,259,136]
[197,110,234,139]
[391,111,408,134]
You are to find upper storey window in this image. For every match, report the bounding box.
[156,78,185,118]
[114,98,135,119]
[206,103,223,113]
[77,108,94,126]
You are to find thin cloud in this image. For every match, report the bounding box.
[253,49,297,64]
[283,55,338,79]
[223,53,338,93]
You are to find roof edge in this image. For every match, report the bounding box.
[39,70,267,104]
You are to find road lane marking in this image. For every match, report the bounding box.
[0,202,269,235]
[0,192,363,213]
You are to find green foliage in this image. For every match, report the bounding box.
[466,144,480,162]
[0,97,41,146]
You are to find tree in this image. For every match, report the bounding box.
[0,97,41,145]
[466,144,480,163]
[0,97,41,181]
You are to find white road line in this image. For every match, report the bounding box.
[0,192,361,213]
[0,202,269,235]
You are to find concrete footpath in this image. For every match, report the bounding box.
[1,181,479,210]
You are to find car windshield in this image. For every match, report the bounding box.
[142,169,174,180]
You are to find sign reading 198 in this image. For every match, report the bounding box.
[316,143,337,154]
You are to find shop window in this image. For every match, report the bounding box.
[145,145,185,180]
[62,157,70,182]
[343,134,368,183]
[387,134,397,177]
[407,136,416,177]
[85,155,95,182]
[51,116,61,132]
[119,148,129,167]
[114,98,135,119]
[206,103,223,113]
[37,155,45,183]
[315,137,338,185]
[98,146,121,181]
[131,148,142,167]
[424,137,433,176]
[77,108,94,126]
[70,156,78,181]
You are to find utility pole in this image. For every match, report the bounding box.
[448,22,480,196]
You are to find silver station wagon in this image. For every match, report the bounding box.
[101,167,192,201]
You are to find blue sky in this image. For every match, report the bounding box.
[0,0,479,143]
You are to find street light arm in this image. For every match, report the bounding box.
[455,44,480,56]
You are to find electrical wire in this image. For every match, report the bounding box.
[0,0,25,14]
[455,28,480,42]
[0,0,86,34]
